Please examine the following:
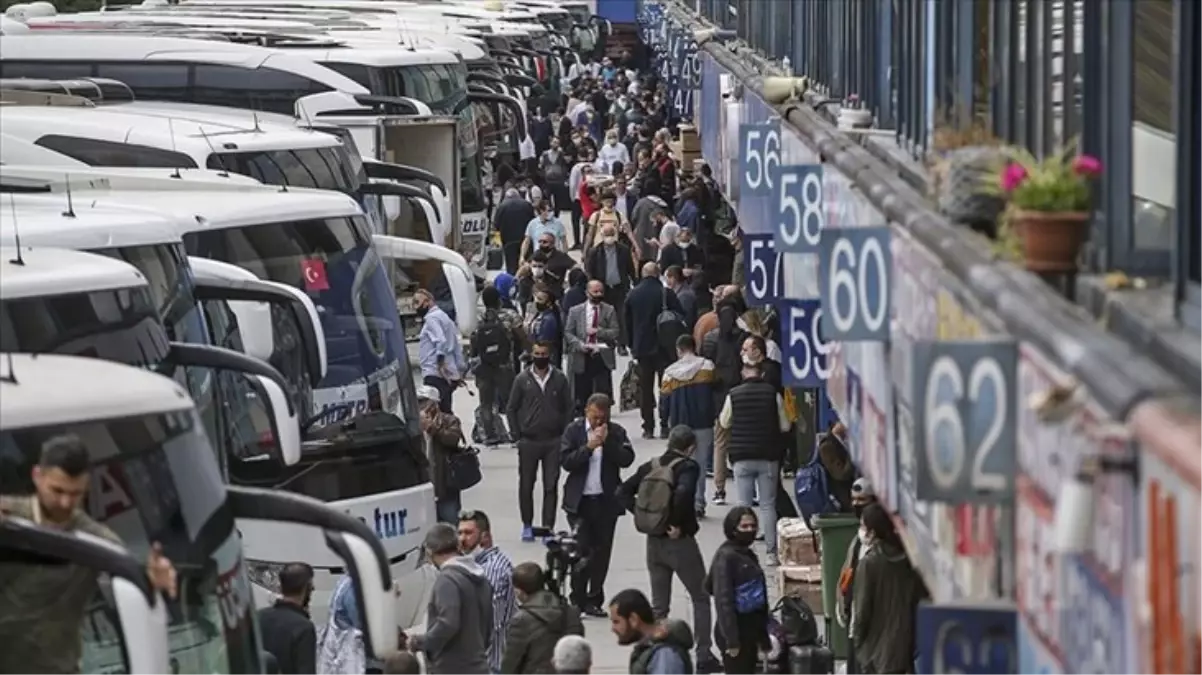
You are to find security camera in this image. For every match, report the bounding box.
[761,76,810,104]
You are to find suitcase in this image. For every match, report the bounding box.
[787,644,835,674]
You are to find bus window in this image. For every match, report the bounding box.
[34,134,197,169]
[192,64,329,115]
[206,146,358,195]
[94,63,190,101]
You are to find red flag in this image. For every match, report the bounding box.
[301,259,330,292]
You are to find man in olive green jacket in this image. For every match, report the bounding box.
[501,562,585,673]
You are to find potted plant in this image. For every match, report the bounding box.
[992,144,1103,272]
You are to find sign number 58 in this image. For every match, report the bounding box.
[910,341,1018,503]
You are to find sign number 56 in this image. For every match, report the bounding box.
[739,122,780,197]
[910,341,1018,503]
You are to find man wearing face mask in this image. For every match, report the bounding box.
[541,137,571,214]
[564,279,620,414]
[524,201,568,260]
[836,478,878,673]
[584,224,637,355]
[597,130,630,175]
[416,288,467,413]
[257,563,317,674]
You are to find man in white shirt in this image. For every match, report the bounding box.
[558,393,635,616]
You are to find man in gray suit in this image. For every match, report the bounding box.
[564,279,619,415]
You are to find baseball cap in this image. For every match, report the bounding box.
[416,385,441,402]
[851,477,875,498]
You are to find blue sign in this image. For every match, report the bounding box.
[915,602,1018,674]
[738,121,781,199]
[778,299,829,387]
[773,164,824,253]
[743,233,784,305]
[818,226,892,341]
[910,340,1018,503]
[699,54,722,170]
[685,48,700,88]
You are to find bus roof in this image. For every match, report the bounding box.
[0,352,193,430]
[0,245,149,300]
[0,104,342,166]
[0,193,189,249]
[280,46,459,67]
[0,34,370,95]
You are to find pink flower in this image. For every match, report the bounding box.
[1072,154,1103,176]
[1000,163,1028,192]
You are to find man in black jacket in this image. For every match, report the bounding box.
[585,223,638,353]
[506,341,575,542]
[560,393,636,616]
[256,563,317,674]
[617,426,722,673]
[496,187,538,274]
[624,262,685,439]
[716,362,792,567]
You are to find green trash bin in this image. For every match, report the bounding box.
[811,513,859,660]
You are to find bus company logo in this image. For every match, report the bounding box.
[349,507,409,540]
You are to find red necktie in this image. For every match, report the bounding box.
[589,305,599,344]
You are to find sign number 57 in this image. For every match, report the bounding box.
[910,340,1018,504]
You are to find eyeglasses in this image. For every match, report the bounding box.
[458,509,483,521]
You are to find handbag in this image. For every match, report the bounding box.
[446,433,483,491]
[619,360,641,412]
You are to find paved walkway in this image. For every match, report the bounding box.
[446,355,787,673]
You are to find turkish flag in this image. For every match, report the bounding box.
[301,259,330,292]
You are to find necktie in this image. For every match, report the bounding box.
[589,305,599,344]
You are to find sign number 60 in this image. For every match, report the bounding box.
[819,226,892,341]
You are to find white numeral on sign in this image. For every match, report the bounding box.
[923,355,1009,493]
[787,305,830,382]
[744,129,764,191]
[828,235,888,334]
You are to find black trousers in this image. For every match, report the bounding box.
[570,200,584,247]
[636,354,665,434]
[568,495,618,607]
[475,366,514,442]
[502,239,523,275]
[547,182,571,215]
[573,353,613,415]
[422,375,453,413]
[603,284,629,347]
[517,438,561,528]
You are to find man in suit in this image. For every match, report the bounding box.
[664,265,698,333]
[564,279,620,415]
[559,393,635,617]
[624,262,685,439]
[496,187,538,274]
[584,223,637,355]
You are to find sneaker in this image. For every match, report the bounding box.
[764,553,779,567]
[711,491,726,506]
[705,468,714,478]
[695,506,706,519]
[520,525,534,542]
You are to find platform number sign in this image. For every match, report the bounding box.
[778,298,830,387]
[773,164,824,253]
[743,233,784,305]
[910,340,1017,503]
[738,122,781,199]
[817,226,892,341]
[685,48,700,88]
[915,602,1018,674]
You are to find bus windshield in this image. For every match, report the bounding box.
[0,410,260,673]
[206,145,363,196]
[182,215,418,436]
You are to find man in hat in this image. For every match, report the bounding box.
[835,476,879,674]
[417,384,467,524]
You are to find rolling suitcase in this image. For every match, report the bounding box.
[787,644,835,674]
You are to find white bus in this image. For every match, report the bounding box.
[0,347,401,671]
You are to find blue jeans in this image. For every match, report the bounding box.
[733,459,779,554]
[436,493,461,524]
[691,428,714,510]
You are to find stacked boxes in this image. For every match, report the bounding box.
[677,124,702,172]
[776,518,824,613]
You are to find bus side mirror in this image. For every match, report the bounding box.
[243,373,302,467]
[225,486,398,662]
[1,518,171,674]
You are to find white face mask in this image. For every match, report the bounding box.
[742,354,760,366]
[678,240,691,249]
[858,527,872,547]
[532,266,545,277]
[603,236,618,245]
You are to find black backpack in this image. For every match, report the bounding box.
[474,315,512,367]
[775,595,820,647]
[656,287,687,353]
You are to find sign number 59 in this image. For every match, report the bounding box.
[910,341,1018,503]
[778,299,829,387]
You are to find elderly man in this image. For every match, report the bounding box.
[553,635,593,674]
[495,187,538,273]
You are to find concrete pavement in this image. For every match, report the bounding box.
[446,353,783,674]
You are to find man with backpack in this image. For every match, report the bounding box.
[472,287,521,446]
[616,426,722,674]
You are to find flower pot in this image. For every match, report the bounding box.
[1011,210,1090,272]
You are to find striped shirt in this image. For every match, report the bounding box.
[475,546,516,673]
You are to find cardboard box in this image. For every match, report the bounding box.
[778,518,821,567]
[777,565,824,614]
[678,124,700,153]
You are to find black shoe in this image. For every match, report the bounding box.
[696,653,723,674]
[642,430,655,440]
[579,604,607,618]
[658,426,669,439]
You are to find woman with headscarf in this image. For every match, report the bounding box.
[705,506,770,675]
[851,504,927,675]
